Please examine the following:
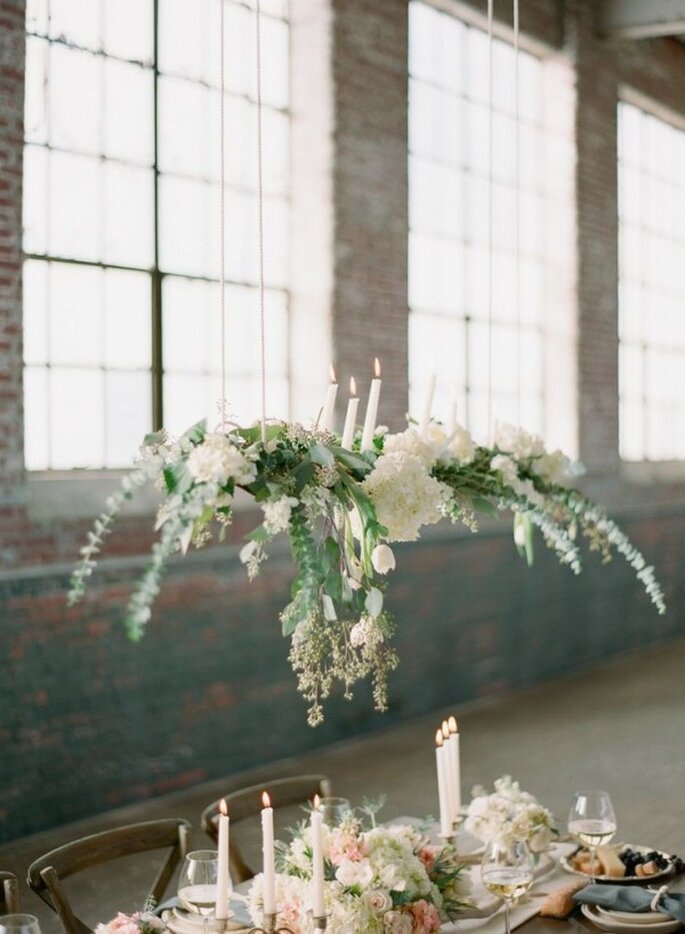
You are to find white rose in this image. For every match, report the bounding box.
[335,857,374,888]
[364,889,392,914]
[371,544,396,574]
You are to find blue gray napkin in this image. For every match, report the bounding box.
[574,884,685,922]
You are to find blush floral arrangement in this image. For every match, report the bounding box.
[68,416,666,725]
[248,808,472,933]
[462,776,556,853]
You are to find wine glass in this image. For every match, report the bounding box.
[568,790,617,879]
[481,838,535,934]
[178,850,220,928]
[0,916,42,934]
[318,797,351,826]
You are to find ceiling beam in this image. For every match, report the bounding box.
[601,0,685,38]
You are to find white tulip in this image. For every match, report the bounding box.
[371,544,396,574]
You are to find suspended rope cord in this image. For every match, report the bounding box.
[513,0,521,424]
[219,0,227,430]
[255,0,267,443]
[487,0,494,440]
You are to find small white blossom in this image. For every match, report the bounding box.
[187,433,257,486]
[262,495,299,535]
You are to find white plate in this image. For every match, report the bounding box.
[581,903,682,932]
[561,845,676,883]
[596,905,673,926]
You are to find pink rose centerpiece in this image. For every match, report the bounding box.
[248,810,472,933]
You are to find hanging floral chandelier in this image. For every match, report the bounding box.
[68,0,666,726]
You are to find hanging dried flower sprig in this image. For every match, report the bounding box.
[69,418,666,725]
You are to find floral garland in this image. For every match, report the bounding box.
[248,808,472,933]
[462,776,556,853]
[69,417,666,725]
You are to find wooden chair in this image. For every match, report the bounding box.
[27,818,191,934]
[201,774,331,883]
[0,871,19,913]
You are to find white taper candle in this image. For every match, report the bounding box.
[341,377,359,450]
[360,358,381,452]
[261,791,276,916]
[435,730,452,838]
[311,795,325,917]
[215,799,230,919]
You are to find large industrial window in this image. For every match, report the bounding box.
[618,99,685,462]
[23,0,289,470]
[408,1,558,442]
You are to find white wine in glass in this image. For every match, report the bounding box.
[568,790,616,877]
[481,838,534,934]
[178,850,220,922]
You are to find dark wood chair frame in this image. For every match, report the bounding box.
[201,774,331,883]
[27,818,191,934]
[0,870,19,913]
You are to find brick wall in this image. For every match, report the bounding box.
[2,0,685,843]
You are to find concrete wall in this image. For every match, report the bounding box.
[2,0,685,843]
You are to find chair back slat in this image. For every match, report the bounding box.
[0,871,19,913]
[27,818,192,934]
[201,774,331,882]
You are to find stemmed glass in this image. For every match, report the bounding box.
[318,797,351,826]
[481,838,534,934]
[178,850,220,929]
[0,917,42,934]
[568,790,617,879]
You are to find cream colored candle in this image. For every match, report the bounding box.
[341,377,359,450]
[215,798,230,920]
[261,791,276,916]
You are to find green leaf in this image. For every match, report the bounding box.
[248,525,270,543]
[471,496,498,517]
[143,429,166,447]
[309,443,334,467]
[292,460,315,493]
[329,446,373,474]
[181,419,207,445]
[163,462,192,495]
[320,536,340,575]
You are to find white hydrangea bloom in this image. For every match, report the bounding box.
[383,427,438,469]
[187,433,257,486]
[446,424,476,465]
[262,495,299,535]
[495,423,545,460]
[363,451,449,542]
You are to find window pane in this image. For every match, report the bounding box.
[49,368,105,469]
[23,259,49,365]
[103,162,154,266]
[104,270,152,369]
[159,175,216,278]
[49,150,101,260]
[49,0,101,50]
[105,371,153,466]
[24,366,50,470]
[23,144,49,254]
[104,0,154,64]
[104,59,154,165]
[49,44,101,155]
[158,76,214,178]
[49,263,104,366]
[24,36,48,144]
